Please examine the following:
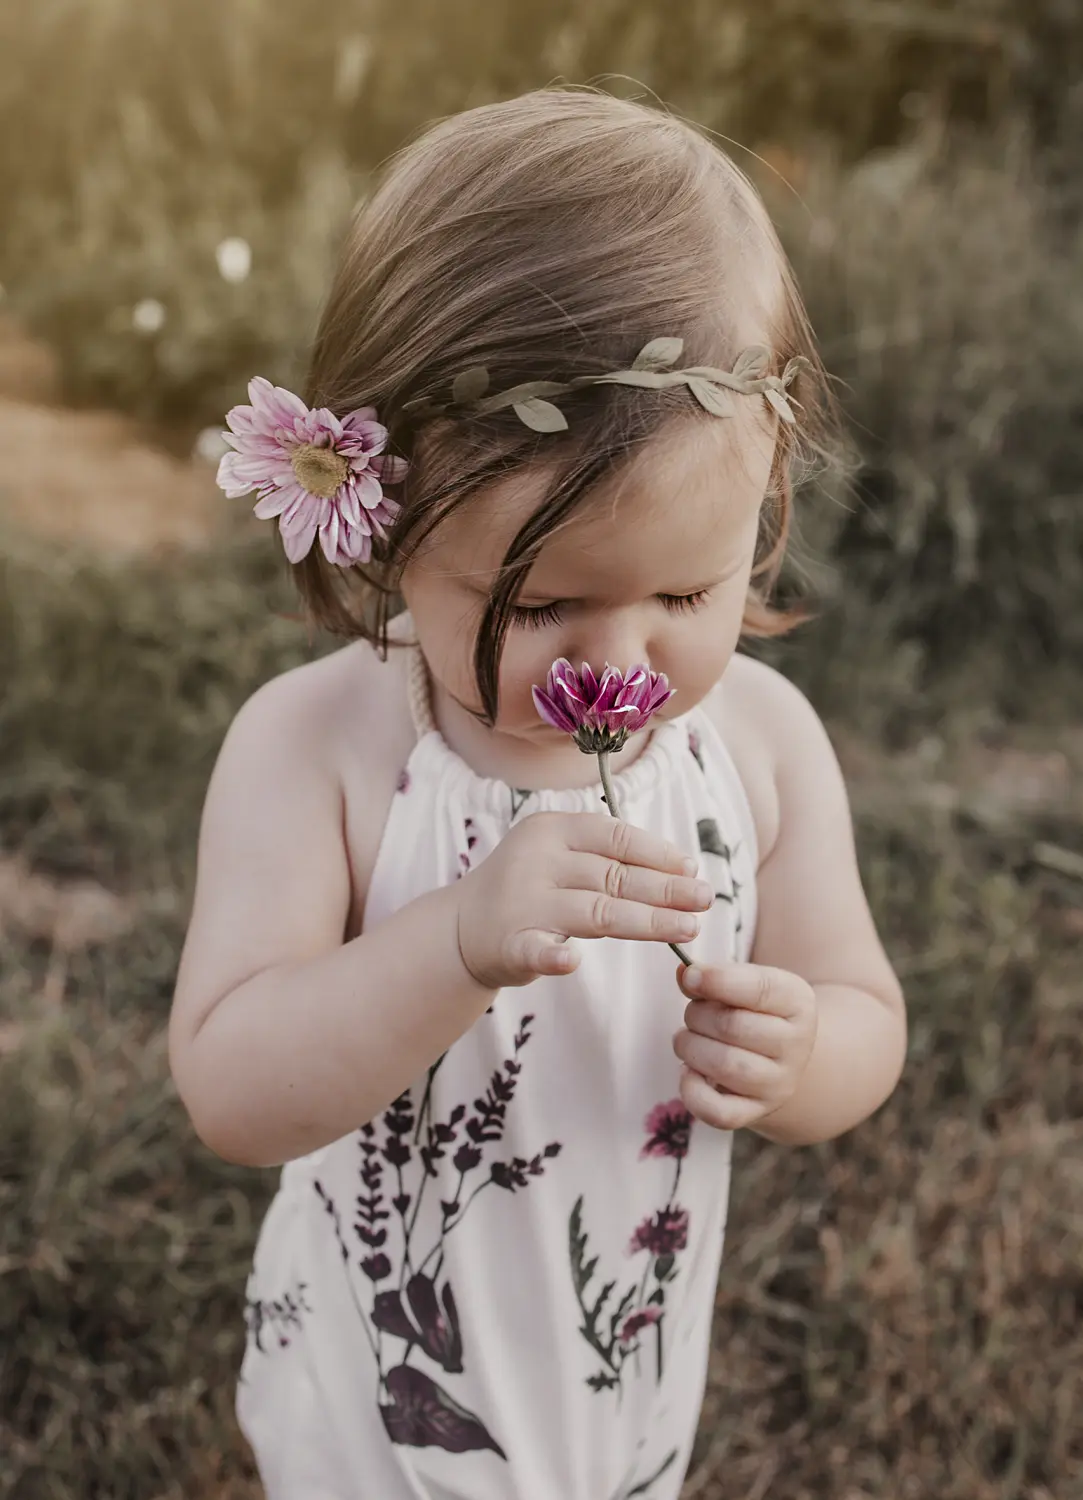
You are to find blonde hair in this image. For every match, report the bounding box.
[297,85,836,722]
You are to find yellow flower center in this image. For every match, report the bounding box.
[290,442,349,499]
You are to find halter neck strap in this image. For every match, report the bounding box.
[405,640,436,741]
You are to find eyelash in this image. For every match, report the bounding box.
[509,590,712,631]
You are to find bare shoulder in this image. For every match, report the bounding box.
[248,634,418,931]
[212,636,408,796]
[706,652,835,866]
[169,634,413,1061]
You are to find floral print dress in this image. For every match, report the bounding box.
[236,639,759,1500]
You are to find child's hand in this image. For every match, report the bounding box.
[672,963,817,1131]
[456,811,713,990]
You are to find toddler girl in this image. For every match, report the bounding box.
[169,85,906,1500]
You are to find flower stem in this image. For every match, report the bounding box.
[597,751,692,966]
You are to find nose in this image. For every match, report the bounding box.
[562,611,650,674]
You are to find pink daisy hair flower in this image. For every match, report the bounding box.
[532,656,693,963]
[216,377,408,566]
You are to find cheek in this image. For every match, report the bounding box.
[492,634,558,727]
[399,574,483,701]
[399,580,547,725]
[663,592,745,694]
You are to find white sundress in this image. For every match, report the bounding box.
[236,637,759,1500]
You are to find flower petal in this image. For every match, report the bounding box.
[252,479,307,519]
[280,513,318,562]
[578,662,599,699]
[548,659,584,696]
[367,496,400,532]
[340,414,389,454]
[337,484,362,528]
[592,665,624,715]
[351,469,385,510]
[340,517,373,562]
[281,491,330,534]
[617,666,649,707]
[250,376,309,427]
[224,431,288,460]
[225,405,262,437]
[303,407,344,442]
[318,510,341,564]
[370,453,408,484]
[343,404,378,425]
[532,685,580,734]
[216,452,258,498]
[225,455,285,490]
[552,675,588,713]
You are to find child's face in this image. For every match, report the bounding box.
[400,411,775,748]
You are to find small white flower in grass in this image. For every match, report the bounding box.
[216,237,252,284]
[192,427,231,465]
[132,298,166,334]
[333,35,372,107]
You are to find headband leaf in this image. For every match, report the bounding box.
[632,336,684,371]
[403,339,810,430]
[452,367,490,404]
[513,397,568,433]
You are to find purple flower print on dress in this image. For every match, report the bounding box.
[456,817,478,880]
[639,1099,693,1161]
[568,1097,697,1398]
[244,1279,313,1353]
[618,1306,662,1346]
[216,377,408,565]
[687,725,704,772]
[309,1014,561,1463]
[627,1206,689,1257]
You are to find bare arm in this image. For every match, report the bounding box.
[735,662,907,1146]
[168,667,495,1169]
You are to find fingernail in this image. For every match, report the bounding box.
[692,881,713,906]
[677,915,699,938]
[683,966,703,990]
[682,856,699,876]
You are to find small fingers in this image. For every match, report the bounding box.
[672,1027,777,1096]
[556,890,702,945]
[512,931,581,978]
[679,962,796,1015]
[564,814,698,878]
[682,999,788,1060]
[557,852,714,914]
[678,1065,770,1132]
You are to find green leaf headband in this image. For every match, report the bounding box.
[402,337,809,433]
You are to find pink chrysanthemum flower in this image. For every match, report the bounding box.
[532,658,675,755]
[216,377,408,565]
[533,656,693,964]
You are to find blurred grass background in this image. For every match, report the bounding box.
[1,2,1081,1497]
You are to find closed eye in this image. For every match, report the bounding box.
[509,589,712,631]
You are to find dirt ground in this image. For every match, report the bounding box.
[0,313,224,557]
